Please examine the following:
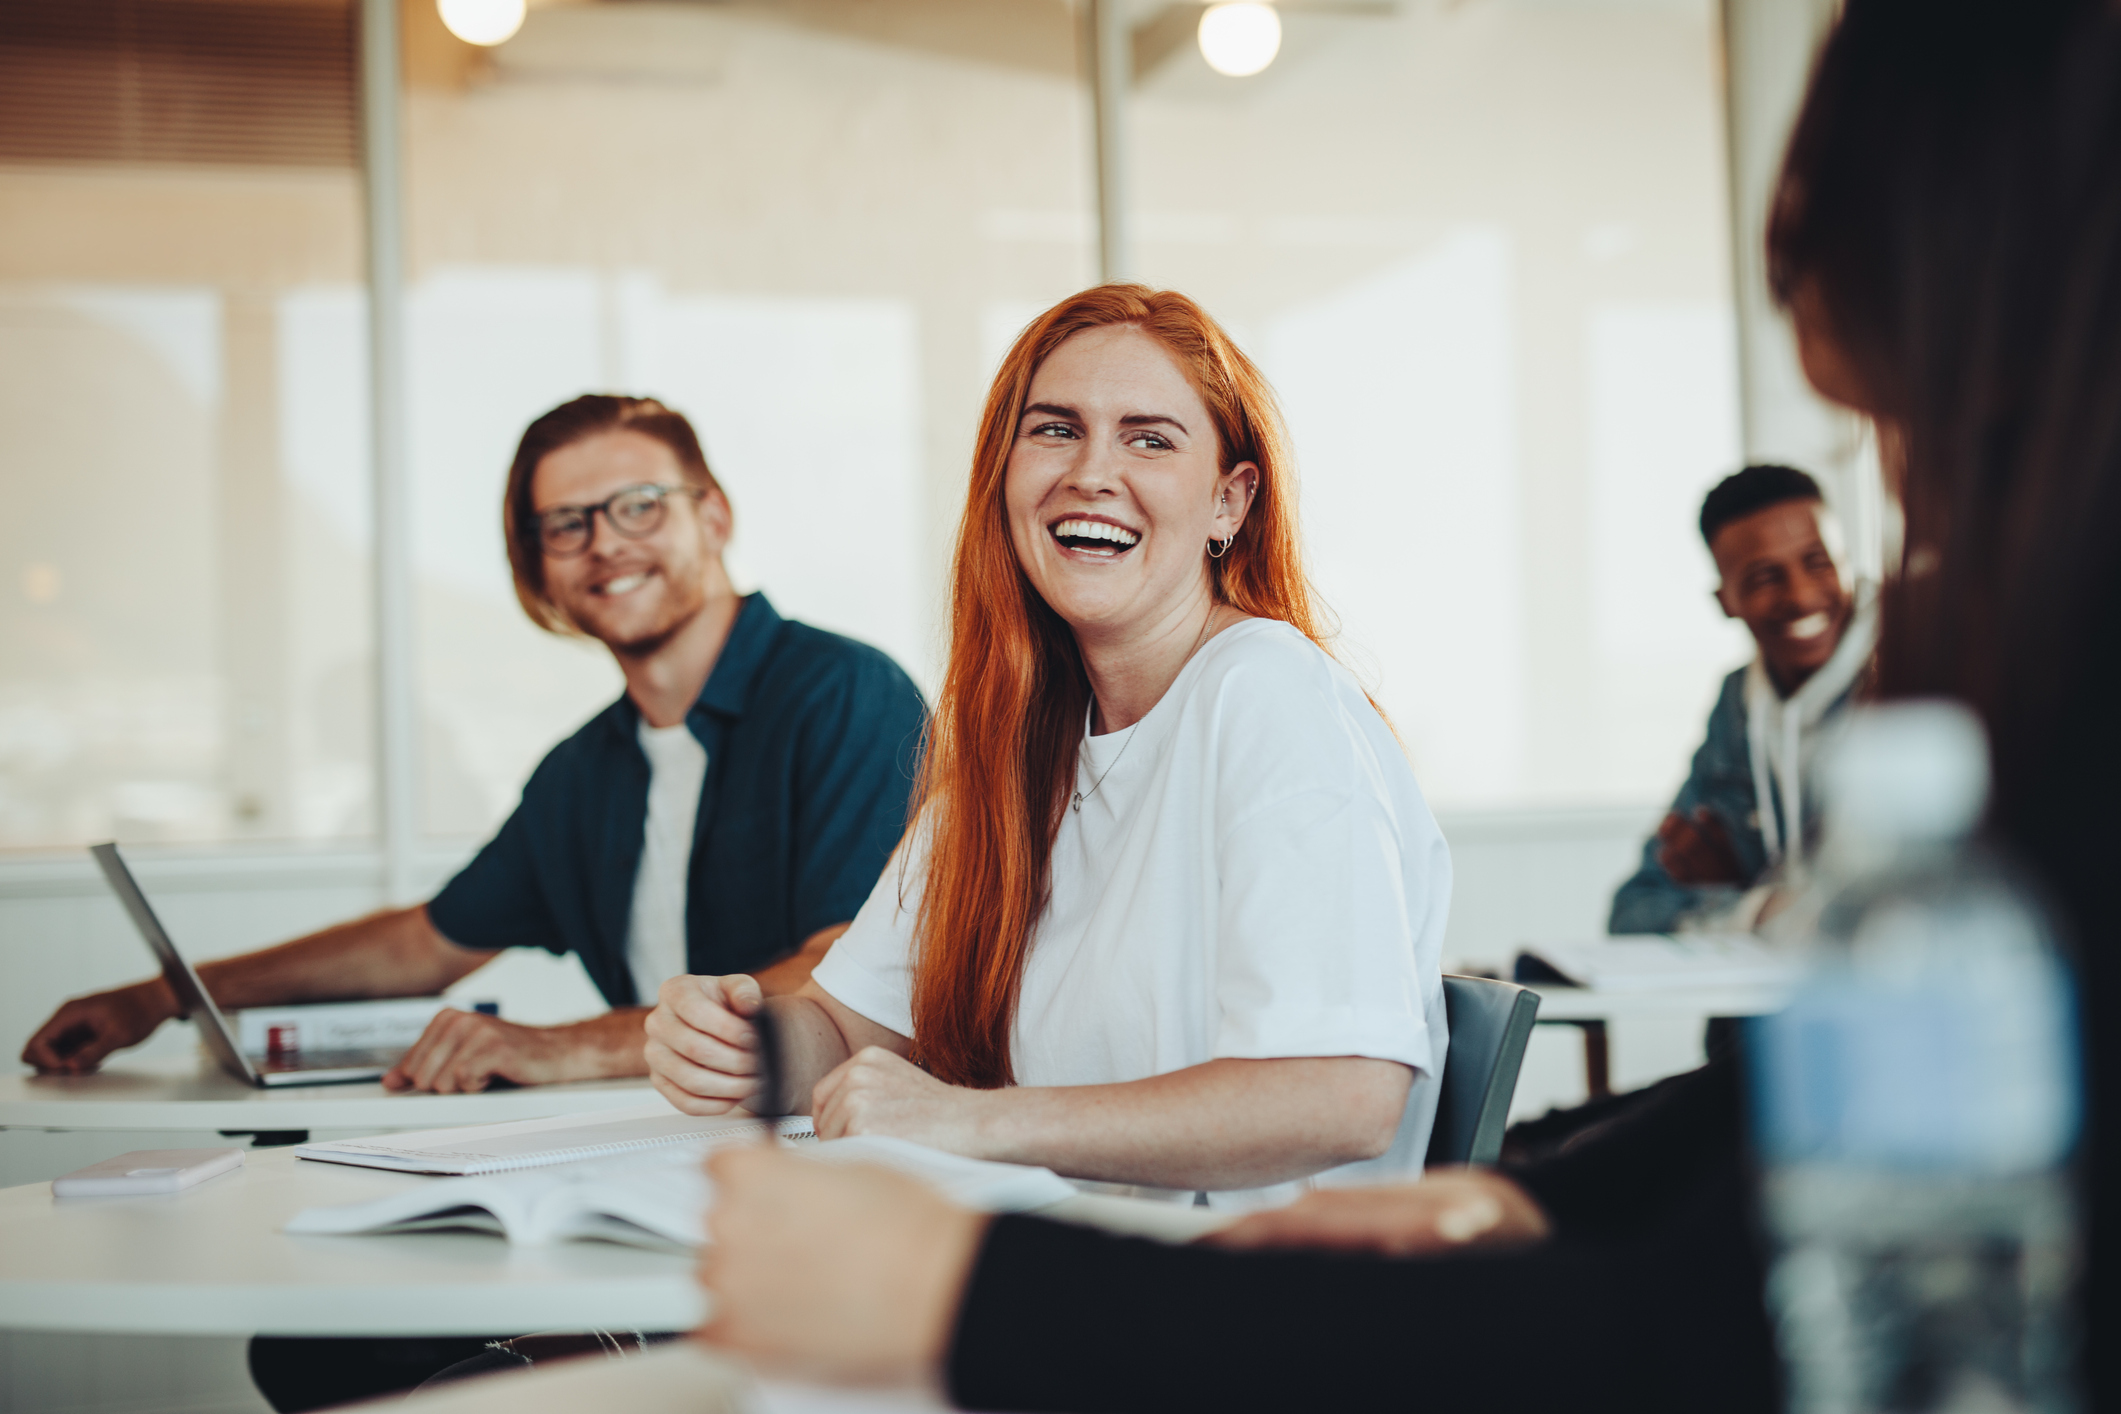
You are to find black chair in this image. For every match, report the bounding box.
[1423,975,1541,1167]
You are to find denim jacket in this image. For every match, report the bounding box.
[1608,666,1852,935]
[1610,583,1877,935]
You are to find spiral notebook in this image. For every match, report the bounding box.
[292,1105,814,1175]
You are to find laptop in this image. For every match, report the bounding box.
[91,842,404,1087]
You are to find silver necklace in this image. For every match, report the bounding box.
[1071,610,1217,814]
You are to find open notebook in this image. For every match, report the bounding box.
[291,1105,808,1176]
[284,1131,1077,1250]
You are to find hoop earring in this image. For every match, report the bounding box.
[1207,534,1234,560]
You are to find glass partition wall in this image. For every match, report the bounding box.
[397,0,1096,837]
[0,0,375,848]
[1129,0,1745,809]
[0,0,1742,855]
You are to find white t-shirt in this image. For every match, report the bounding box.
[813,618,1450,1210]
[627,719,709,1007]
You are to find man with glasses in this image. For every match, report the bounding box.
[23,395,927,1099]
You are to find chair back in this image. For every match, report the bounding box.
[1424,974,1541,1167]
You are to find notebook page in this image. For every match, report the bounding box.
[285,1133,1073,1246]
[809,1134,1077,1211]
[293,1104,813,1175]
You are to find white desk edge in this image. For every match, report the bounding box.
[0,1053,664,1130]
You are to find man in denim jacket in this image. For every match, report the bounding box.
[1610,466,1875,935]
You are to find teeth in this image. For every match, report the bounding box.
[1052,519,1141,548]
[603,573,649,595]
[1785,612,1831,640]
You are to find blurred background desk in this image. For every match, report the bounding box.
[1527,983,1787,1099]
[0,1057,660,1187]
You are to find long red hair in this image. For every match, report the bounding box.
[910,284,1336,1088]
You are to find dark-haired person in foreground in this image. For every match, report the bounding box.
[1609,464,1876,934]
[689,1,2121,1409]
[24,396,925,1099]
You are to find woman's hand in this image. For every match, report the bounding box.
[644,974,763,1116]
[1204,1167,1551,1257]
[699,1146,989,1386]
[811,1046,996,1153]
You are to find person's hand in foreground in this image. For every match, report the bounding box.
[20,978,178,1075]
[699,1146,988,1387]
[1205,1167,1551,1257]
[645,973,765,1115]
[1655,807,1745,887]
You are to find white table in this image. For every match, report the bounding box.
[0,1054,666,1189]
[1526,982,1788,1024]
[0,1053,662,1133]
[1525,982,1787,1096]
[0,1144,1226,1336]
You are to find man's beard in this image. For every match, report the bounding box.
[573,565,710,659]
[605,616,691,660]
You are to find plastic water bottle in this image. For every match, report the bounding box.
[1750,701,2081,1414]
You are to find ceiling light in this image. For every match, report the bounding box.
[438,0,526,47]
[1198,3,1282,78]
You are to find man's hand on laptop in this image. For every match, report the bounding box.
[21,979,180,1075]
[381,1007,651,1093]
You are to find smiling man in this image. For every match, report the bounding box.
[23,395,927,1094]
[1609,464,1876,934]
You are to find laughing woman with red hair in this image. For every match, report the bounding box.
[645,285,1449,1206]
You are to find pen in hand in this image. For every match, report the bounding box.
[749,1002,786,1141]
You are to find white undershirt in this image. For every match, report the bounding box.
[814,619,1451,1211]
[627,719,709,1008]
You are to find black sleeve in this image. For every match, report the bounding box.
[1509,1053,1748,1240]
[425,790,568,956]
[947,1141,1777,1414]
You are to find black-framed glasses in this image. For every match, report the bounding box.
[531,483,705,558]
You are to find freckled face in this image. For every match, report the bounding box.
[1004,325,1254,639]
[532,429,729,654]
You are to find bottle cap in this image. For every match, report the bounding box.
[1823,699,1990,844]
